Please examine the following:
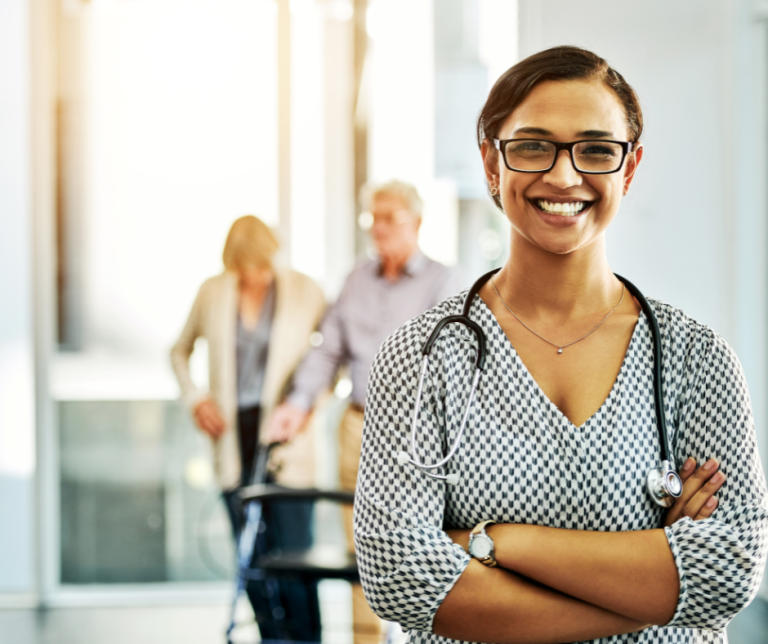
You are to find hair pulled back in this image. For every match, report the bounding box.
[477,46,643,209]
[222,215,279,271]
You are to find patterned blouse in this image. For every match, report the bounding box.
[354,290,768,644]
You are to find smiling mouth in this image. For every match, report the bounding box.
[532,199,593,217]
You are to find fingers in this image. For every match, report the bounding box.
[266,406,292,443]
[678,457,696,483]
[664,458,725,526]
[267,420,290,443]
[194,399,226,439]
[268,405,310,443]
[683,470,726,520]
[695,495,719,521]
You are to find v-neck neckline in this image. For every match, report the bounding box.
[472,293,646,431]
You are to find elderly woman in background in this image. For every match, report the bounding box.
[170,215,325,642]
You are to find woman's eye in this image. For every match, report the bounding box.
[580,144,618,157]
[509,141,550,155]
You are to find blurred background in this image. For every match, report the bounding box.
[1,0,768,642]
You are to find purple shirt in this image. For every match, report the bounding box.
[287,250,461,410]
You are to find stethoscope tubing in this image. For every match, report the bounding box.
[401,269,677,499]
[614,274,673,464]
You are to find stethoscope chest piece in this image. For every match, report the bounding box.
[646,460,683,508]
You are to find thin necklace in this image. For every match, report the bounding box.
[490,275,625,355]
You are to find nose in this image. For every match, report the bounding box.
[543,149,582,189]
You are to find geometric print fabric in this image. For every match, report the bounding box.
[354,291,768,644]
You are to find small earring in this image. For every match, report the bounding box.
[490,184,498,196]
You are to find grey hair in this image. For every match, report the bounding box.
[360,179,423,217]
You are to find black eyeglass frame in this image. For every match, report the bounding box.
[492,138,634,175]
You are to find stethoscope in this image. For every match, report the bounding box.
[397,268,684,509]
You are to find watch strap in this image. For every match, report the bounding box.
[470,519,497,536]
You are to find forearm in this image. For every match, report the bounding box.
[433,560,648,644]
[491,524,679,625]
[170,317,203,408]
[288,309,347,410]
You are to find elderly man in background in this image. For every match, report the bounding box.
[269,179,460,644]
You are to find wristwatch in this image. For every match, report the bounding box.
[468,520,498,567]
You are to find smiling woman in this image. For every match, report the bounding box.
[352,46,768,644]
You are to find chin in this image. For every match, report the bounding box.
[531,234,589,256]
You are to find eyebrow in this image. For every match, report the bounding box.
[511,127,615,138]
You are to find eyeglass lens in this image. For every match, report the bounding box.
[504,140,625,173]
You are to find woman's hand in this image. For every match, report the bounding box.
[663,457,726,527]
[193,398,226,440]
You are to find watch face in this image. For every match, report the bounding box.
[470,535,492,558]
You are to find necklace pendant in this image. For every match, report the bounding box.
[557,347,563,354]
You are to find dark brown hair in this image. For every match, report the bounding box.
[477,46,643,208]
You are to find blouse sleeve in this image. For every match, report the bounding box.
[353,315,471,632]
[664,331,768,630]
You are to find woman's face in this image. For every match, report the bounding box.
[238,263,273,290]
[482,79,643,256]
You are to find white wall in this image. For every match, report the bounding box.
[77,0,280,358]
[0,0,36,595]
[519,0,768,596]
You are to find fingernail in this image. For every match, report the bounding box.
[703,459,718,471]
[706,497,717,509]
[682,458,694,473]
[712,472,725,484]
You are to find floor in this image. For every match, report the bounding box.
[0,592,765,644]
[0,581,357,644]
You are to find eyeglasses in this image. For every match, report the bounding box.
[493,138,633,174]
[371,209,414,226]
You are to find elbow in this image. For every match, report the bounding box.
[664,569,765,631]
[358,577,407,625]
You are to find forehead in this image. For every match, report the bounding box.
[499,79,629,140]
[371,193,408,211]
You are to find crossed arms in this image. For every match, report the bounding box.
[433,459,723,643]
[355,324,768,644]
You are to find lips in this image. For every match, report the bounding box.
[532,198,593,217]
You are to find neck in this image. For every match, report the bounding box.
[496,234,619,320]
[380,246,417,281]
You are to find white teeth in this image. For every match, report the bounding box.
[535,199,587,216]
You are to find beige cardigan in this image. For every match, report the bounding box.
[170,269,325,490]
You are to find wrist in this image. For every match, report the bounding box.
[286,391,313,412]
[468,520,499,567]
[487,522,524,571]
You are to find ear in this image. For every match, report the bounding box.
[622,143,643,195]
[481,139,501,190]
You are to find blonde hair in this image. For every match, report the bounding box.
[360,179,423,217]
[222,215,279,271]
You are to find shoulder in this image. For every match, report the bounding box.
[276,268,325,307]
[415,252,459,281]
[345,257,378,282]
[648,298,743,386]
[197,272,234,298]
[372,291,467,375]
[277,267,321,292]
[331,257,380,299]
